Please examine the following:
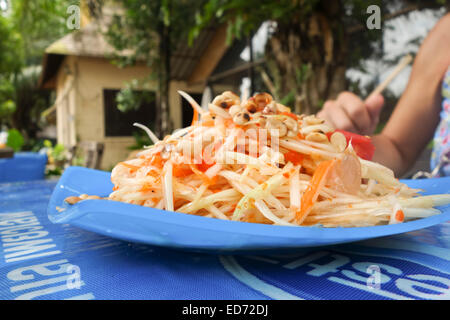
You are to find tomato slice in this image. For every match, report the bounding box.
[196,160,214,172]
[172,164,193,177]
[284,150,304,165]
[326,130,375,160]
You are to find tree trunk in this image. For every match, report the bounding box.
[155,1,171,138]
[265,0,348,115]
[158,22,171,137]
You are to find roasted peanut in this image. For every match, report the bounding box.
[276,103,291,113]
[253,92,273,108]
[330,131,347,152]
[304,115,325,125]
[266,119,287,137]
[64,196,82,205]
[244,100,259,113]
[305,132,328,142]
[229,105,242,117]
[212,91,240,108]
[283,117,298,131]
[262,101,278,115]
[86,195,101,200]
[233,112,251,125]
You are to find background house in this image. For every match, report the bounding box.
[39,18,247,170]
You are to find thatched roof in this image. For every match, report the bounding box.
[41,23,219,86]
[39,19,246,89]
[45,23,119,58]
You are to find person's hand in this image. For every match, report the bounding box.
[317,92,385,136]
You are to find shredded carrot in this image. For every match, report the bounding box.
[213,140,223,152]
[199,147,217,171]
[224,119,234,127]
[395,209,405,222]
[142,153,163,168]
[119,162,141,172]
[172,164,192,177]
[201,120,215,127]
[197,159,215,172]
[140,182,153,193]
[191,108,199,126]
[189,163,218,184]
[113,185,119,191]
[297,159,336,224]
[281,111,298,121]
[146,169,159,177]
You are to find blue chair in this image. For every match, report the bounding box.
[0,152,48,183]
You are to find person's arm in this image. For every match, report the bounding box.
[373,14,450,175]
[318,13,450,176]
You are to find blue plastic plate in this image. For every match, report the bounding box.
[47,166,450,252]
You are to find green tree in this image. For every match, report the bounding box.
[0,14,23,74]
[98,0,449,125]
[192,0,448,114]
[104,0,202,137]
[9,0,75,65]
[0,0,73,145]
[0,13,23,128]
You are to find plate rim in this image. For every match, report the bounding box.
[47,166,450,248]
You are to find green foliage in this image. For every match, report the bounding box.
[0,76,16,128]
[128,131,152,150]
[43,139,65,162]
[103,0,202,133]
[6,129,24,151]
[189,0,319,45]
[0,14,23,75]
[8,0,75,65]
[279,91,295,107]
[116,86,137,113]
[105,0,203,69]
[0,65,53,149]
[0,0,71,149]
[190,0,386,65]
[43,139,71,177]
[116,79,155,113]
[0,100,16,118]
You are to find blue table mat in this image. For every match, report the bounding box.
[0,179,449,300]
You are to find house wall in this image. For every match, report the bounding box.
[73,56,154,170]
[56,55,236,171]
[55,56,77,148]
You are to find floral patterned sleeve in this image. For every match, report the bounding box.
[430,66,450,177]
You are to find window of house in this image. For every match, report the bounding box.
[103,89,156,137]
